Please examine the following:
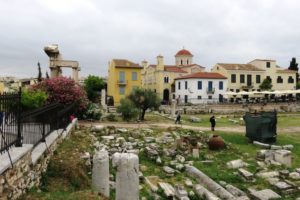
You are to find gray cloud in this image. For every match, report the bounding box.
[0,0,300,78]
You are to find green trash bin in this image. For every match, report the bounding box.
[243,111,277,143]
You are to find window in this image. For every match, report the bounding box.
[219,81,223,90]
[178,82,181,90]
[240,74,245,83]
[288,76,294,83]
[277,76,283,83]
[197,96,202,99]
[187,60,189,65]
[185,81,188,89]
[230,89,234,92]
[164,76,169,83]
[266,76,272,83]
[131,72,137,81]
[231,74,236,83]
[256,75,261,84]
[181,60,183,65]
[119,86,125,95]
[236,89,240,93]
[197,81,202,90]
[266,62,271,68]
[119,71,125,83]
[208,96,212,99]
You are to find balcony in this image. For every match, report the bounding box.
[117,80,127,85]
[241,82,254,89]
[206,87,215,94]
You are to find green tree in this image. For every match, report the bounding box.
[259,78,273,91]
[296,82,300,89]
[128,88,161,121]
[288,57,299,82]
[117,98,138,121]
[84,75,105,102]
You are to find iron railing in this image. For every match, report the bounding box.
[1,89,77,154]
[0,90,21,154]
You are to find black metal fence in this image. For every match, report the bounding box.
[0,90,21,153]
[0,90,77,154]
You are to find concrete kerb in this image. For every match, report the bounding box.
[0,118,78,175]
[0,144,33,174]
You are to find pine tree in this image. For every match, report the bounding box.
[289,57,299,82]
[45,71,50,79]
[37,62,42,82]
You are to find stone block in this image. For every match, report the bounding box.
[273,149,292,167]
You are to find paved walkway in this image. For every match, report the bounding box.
[80,121,300,133]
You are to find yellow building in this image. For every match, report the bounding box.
[0,82,4,94]
[142,49,205,103]
[212,59,297,92]
[107,59,142,106]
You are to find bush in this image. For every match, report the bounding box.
[33,77,88,110]
[117,99,138,121]
[82,103,102,120]
[106,113,117,121]
[21,89,48,110]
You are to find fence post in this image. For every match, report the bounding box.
[16,87,22,147]
[41,122,46,142]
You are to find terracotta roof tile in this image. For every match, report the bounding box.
[175,49,193,56]
[148,64,188,73]
[217,63,264,71]
[112,59,142,68]
[164,66,187,73]
[179,64,205,69]
[175,72,227,80]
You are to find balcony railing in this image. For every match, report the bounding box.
[206,87,215,94]
[117,80,127,85]
[241,82,254,89]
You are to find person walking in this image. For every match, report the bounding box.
[210,115,216,131]
[175,112,181,124]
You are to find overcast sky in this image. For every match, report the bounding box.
[0,0,300,78]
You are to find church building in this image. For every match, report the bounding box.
[142,48,205,103]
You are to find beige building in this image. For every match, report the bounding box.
[142,49,205,103]
[212,59,297,92]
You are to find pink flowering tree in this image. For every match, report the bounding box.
[33,77,88,110]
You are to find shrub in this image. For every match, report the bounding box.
[21,89,48,110]
[82,103,102,120]
[106,113,117,121]
[117,98,138,121]
[33,77,88,110]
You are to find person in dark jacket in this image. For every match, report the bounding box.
[210,115,216,131]
[175,112,181,124]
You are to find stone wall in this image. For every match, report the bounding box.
[0,119,77,200]
[159,102,300,114]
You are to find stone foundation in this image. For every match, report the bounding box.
[0,119,78,200]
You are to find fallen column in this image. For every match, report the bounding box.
[194,184,220,200]
[186,166,235,200]
[112,153,139,200]
[92,150,109,198]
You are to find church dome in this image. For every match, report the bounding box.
[175,48,193,56]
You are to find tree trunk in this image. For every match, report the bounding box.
[140,109,146,121]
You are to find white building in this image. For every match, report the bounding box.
[174,72,227,104]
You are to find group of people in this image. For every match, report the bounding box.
[175,112,216,131]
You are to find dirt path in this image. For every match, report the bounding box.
[79,121,300,133]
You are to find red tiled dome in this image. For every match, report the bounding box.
[175,49,193,56]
